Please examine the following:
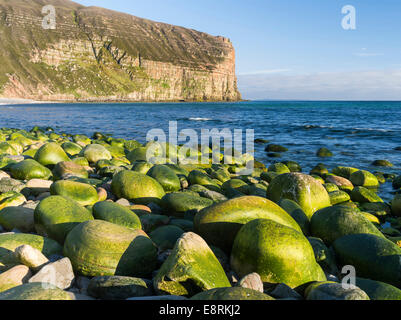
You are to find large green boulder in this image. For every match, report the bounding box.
[195,196,301,252]
[231,219,326,288]
[50,180,99,206]
[147,165,181,192]
[333,234,401,288]
[149,225,185,250]
[0,206,34,233]
[34,195,94,244]
[191,287,275,300]
[355,277,401,300]
[310,205,385,245]
[111,171,165,205]
[154,232,231,296]
[328,190,351,205]
[350,170,379,188]
[92,201,141,230]
[64,220,158,277]
[10,159,52,180]
[267,173,331,219]
[0,283,72,300]
[332,166,359,179]
[34,142,70,167]
[351,187,383,203]
[0,192,26,211]
[0,233,62,270]
[278,198,310,235]
[188,170,220,191]
[80,144,112,163]
[305,281,369,300]
[53,161,88,180]
[268,163,290,174]
[161,192,213,218]
[61,141,82,156]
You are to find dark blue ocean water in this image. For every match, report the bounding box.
[1,101,400,200]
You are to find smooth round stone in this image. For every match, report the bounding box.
[0,142,18,155]
[350,170,379,188]
[267,173,331,219]
[53,161,88,180]
[260,171,278,183]
[268,163,290,174]
[50,180,99,206]
[355,277,401,300]
[61,141,82,156]
[332,166,359,179]
[87,276,153,300]
[278,198,310,235]
[73,134,91,146]
[324,183,339,193]
[371,160,393,167]
[147,165,181,192]
[308,237,337,274]
[34,195,94,244]
[392,194,401,217]
[127,147,149,163]
[305,281,369,300]
[316,147,333,157]
[221,179,249,197]
[10,159,52,180]
[191,287,275,300]
[188,170,220,191]
[0,192,26,211]
[63,220,158,277]
[0,265,32,293]
[80,144,112,163]
[265,144,288,152]
[283,161,302,173]
[328,190,351,205]
[310,164,329,177]
[351,186,383,203]
[310,205,385,245]
[34,142,70,167]
[0,207,34,233]
[0,233,62,270]
[72,157,89,167]
[333,234,401,288]
[231,219,326,288]
[149,225,185,250]
[140,214,170,233]
[195,196,301,252]
[92,201,141,230]
[0,283,72,300]
[111,170,165,205]
[325,175,354,192]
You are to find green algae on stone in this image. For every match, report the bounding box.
[332,166,359,180]
[231,219,326,288]
[221,179,249,198]
[161,192,213,218]
[324,183,339,193]
[267,173,331,219]
[310,205,385,245]
[34,142,70,167]
[50,180,99,206]
[191,287,275,300]
[53,161,89,180]
[195,196,302,252]
[328,190,351,205]
[392,194,401,217]
[147,165,181,192]
[80,144,112,163]
[188,170,220,192]
[371,160,393,167]
[0,283,72,300]
[87,276,153,300]
[355,277,401,300]
[140,214,170,233]
[351,186,383,203]
[61,141,82,156]
[308,237,337,274]
[310,164,329,177]
[154,232,231,296]
[10,159,52,180]
[0,206,34,233]
[111,170,165,205]
[92,201,141,230]
[132,161,154,174]
[34,195,94,244]
[268,163,290,174]
[64,220,158,277]
[350,170,379,188]
[316,148,333,158]
[0,192,26,211]
[278,198,310,235]
[149,225,185,250]
[333,234,401,288]
[0,142,18,156]
[325,175,354,192]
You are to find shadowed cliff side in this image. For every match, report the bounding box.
[0,0,241,102]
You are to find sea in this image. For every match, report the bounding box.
[1,100,400,201]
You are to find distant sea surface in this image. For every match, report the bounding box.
[1,101,400,200]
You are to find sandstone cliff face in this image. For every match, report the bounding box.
[0,0,241,102]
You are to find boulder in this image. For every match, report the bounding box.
[325,175,354,192]
[0,265,31,293]
[161,192,213,218]
[351,186,383,203]
[0,192,26,211]
[237,273,264,293]
[14,245,49,271]
[0,282,72,300]
[34,142,70,167]
[92,201,141,230]
[278,198,310,235]
[350,170,379,188]
[0,206,35,232]
[53,161,89,180]
[10,159,52,180]
[149,225,185,251]
[355,277,401,300]
[328,190,350,205]
[50,180,99,206]
[147,165,181,192]
[305,282,369,300]
[80,144,112,163]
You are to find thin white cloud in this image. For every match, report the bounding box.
[238,68,291,76]
[238,69,401,100]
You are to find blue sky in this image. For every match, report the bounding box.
[75,0,401,100]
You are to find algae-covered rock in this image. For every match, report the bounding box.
[149,225,185,250]
[92,201,141,230]
[111,171,165,205]
[278,198,310,235]
[34,195,94,244]
[371,160,393,167]
[34,142,70,167]
[268,163,290,174]
[0,282,72,300]
[87,276,153,300]
[53,161,88,180]
[191,287,275,300]
[0,207,34,232]
[0,192,26,211]
[195,196,301,252]
[188,170,220,191]
[325,175,354,192]
[316,148,333,158]
[61,141,82,156]
[231,219,326,288]
[0,265,31,293]
[308,237,337,274]
[392,194,401,217]
[132,162,154,174]
[328,190,351,205]
[355,277,401,300]
[80,144,112,163]
[10,159,52,180]
[305,281,369,300]
[221,179,249,198]
[64,220,158,277]
[260,171,279,183]
[332,166,359,179]
[50,180,99,206]
[147,165,181,192]
[310,205,385,245]
[0,233,62,270]
[153,232,231,296]
[333,234,401,287]
[140,214,170,233]
[267,173,331,219]
[351,186,383,203]
[350,170,379,188]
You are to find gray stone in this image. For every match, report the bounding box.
[116,198,131,206]
[25,179,53,194]
[0,178,25,193]
[29,257,75,290]
[237,273,264,293]
[269,283,303,300]
[76,276,91,295]
[0,171,10,179]
[306,282,370,300]
[14,245,49,271]
[36,192,51,201]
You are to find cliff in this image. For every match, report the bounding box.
[0,0,241,102]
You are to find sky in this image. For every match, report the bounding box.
[75,0,401,100]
